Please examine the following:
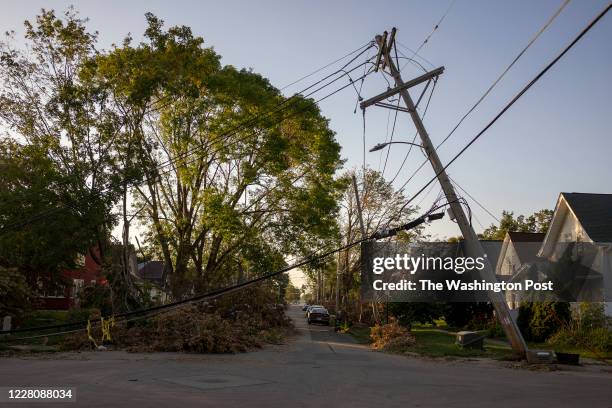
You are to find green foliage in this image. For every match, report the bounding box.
[0,266,34,320]
[517,301,570,342]
[546,303,612,353]
[88,14,344,299]
[78,284,114,316]
[575,302,609,329]
[0,8,123,292]
[480,209,553,240]
[441,302,494,329]
[285,282,301,303]
[0,7,344,304]
[0,142,104,287]
[387,302,443,328]
[66,308,98,323]
[486,321,506,339]
[325,168,423,321]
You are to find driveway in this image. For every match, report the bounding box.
[0,305,610,407]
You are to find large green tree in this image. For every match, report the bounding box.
[1,9,345,305]
[0,9,147,310]
[86,14,344,299]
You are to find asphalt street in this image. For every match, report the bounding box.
[1,305,611,407]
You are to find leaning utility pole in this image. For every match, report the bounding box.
[362,28,527,356]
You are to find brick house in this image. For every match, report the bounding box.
[38,249,104,310]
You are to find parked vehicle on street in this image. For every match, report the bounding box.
[307,307,330,325]
[305,305,323,317]
[302,304,310,311]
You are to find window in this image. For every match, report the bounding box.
[40,284,66,298]
[72,279,84,298]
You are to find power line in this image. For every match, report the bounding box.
[1,46,377,235]
[381,62,435,178]
[396,42,436,69]
[280,41,373,91]
[370,0,455,176]
[379,98,400,175]
[394,3,611,218]
[152,45,375,174]
[414,182,439,209]
[393,0,570,217]
[450,176,501,224]
[397,0,456,73]
[2,236,359,336]
[1,69,375,236]
[3,200,450,339]
[435,0,571,151]
[411,0,457,58]
[1,207,430,337]
[393,0,571,196]
[389,78,437,184]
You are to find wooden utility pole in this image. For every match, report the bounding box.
[363,28,527,356]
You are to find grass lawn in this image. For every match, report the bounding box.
[348,325,517,360]
[527,342,612,361]
[347,324,371,344]
[410,329,516,359]
[0,310,88,348]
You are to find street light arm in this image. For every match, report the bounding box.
[369,141,423,152]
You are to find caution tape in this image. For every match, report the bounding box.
[100,316,116,342]
[86,320,98,348]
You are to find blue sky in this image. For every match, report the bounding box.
[2,0,611,243]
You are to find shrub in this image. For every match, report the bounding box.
[486,320,506,339]
[442,302,493,329]
[78,284,113,316]
[370,321,416,351]
[66,308,98,323]
[517,302,570,342]
[547,303,612,354]
[387,302,443,328]
[0,267,34,323]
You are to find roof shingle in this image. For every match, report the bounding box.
[562,192,612,243]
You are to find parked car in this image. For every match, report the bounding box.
[302,304,310,311]
[305,305,323,317]
[307,307,330,325]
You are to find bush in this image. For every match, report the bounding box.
[78,284,113,316]
[370,321,416,352]
[0,267,34,322]
[486,320,506,339]
[386,302,443,328]
[517,302,570,342]
[66,308,98,323]
[546,303,612,353]
[442,302,494,329]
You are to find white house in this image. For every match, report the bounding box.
[538,193,612,315]
[496,232,546,309]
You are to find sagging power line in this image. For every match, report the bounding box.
[2,206,446,338]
